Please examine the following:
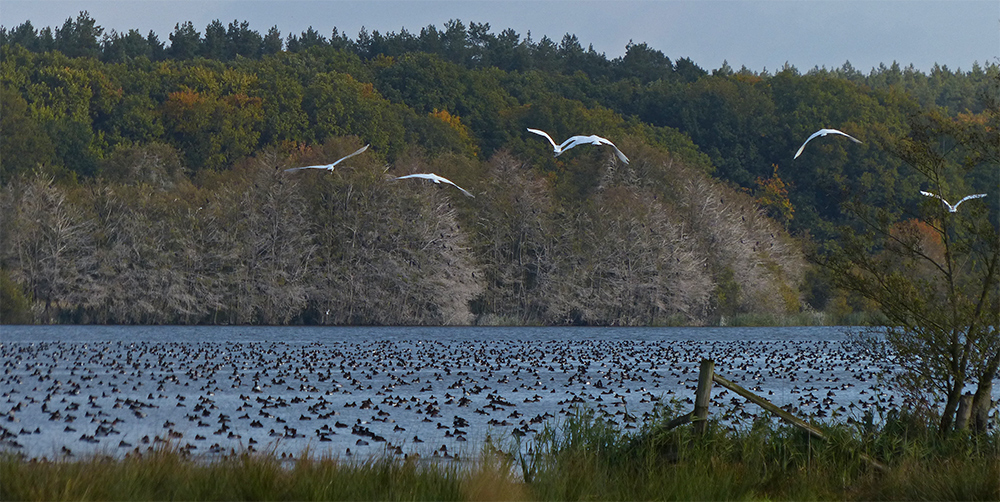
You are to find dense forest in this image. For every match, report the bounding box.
[0,12,996,325]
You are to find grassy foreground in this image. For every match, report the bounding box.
[3,409,998,501]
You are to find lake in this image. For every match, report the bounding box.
[0,325,978,462]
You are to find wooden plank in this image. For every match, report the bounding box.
[712,372,826,440]
[712,371,888,472]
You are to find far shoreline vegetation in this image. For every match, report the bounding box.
[2,13,994,328]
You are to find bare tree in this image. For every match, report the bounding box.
[548,182,711,325]
[4,175,93,321]
[211,154,316,324]
[303,146,482,325]
[470,150,558,324]
[679,175,805,320]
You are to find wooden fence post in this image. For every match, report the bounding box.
[693,359,714,434]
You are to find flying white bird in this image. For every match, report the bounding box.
[527,128,629,164]
[284,144,369,172]
[793,129,862,159]
[920,191,987,213]
[395,173,475,197]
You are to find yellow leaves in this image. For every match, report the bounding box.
[430,108,462,129]
[430,108,479,157]
[187,66,221,94]
[181,67,258,96]
[955,110,991,135]
[753,164,794,224]
[162,89,211,134]
[285,140,314,158]
[27,64,93,122]
[220,68,259,95]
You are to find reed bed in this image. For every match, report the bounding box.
[3,409,997,501]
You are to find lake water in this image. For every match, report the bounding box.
[0,325,991,462]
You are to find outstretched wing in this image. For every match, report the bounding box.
[794,128,861,159]
[558,135,590,155]
[284,163,334,172]
[447,182,475,198]
[395,173,475,197]
[952,193,987,210]
[920,190,957,211]
[330,144,370,168]
[526,128,560,151]
[827,129,862,144]
[395,173,434,182]
[560,135,629,164]
[794,130,826,159]
[590,135,630,164]
[285,144,369,172]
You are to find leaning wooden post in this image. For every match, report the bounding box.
[693,359,715,434]
[712,371,889,472]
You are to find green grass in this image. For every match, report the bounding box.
[514,407,999,501]
[3,409,997,501]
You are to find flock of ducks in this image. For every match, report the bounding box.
[0,126,989,462]
[284,127,988,211]
[0,331,925,462]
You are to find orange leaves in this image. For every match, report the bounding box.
[888,218,946,264]
[166,88,203,108]
[360,82,376,99]
[161,89,212,135]
[159,89,265,170]
[955,111,987,127]
[224,92,262,109]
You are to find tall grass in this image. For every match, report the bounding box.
[3,408,997,501]
[1,449,469,501]
[514,407,999,501]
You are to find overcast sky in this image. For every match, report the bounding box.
[2,0,997,73]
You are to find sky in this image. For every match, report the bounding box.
[1,0,997,73]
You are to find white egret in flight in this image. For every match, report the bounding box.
[527,128,629,164]
[395,173,475,198]
[793,129,861,159]
[284,144,369,172]
[920,191,987,213]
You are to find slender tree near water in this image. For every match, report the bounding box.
[822,83,999,434]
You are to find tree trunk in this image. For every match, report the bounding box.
[938,383,962,434]
[970,378,995,434]
[954,393,973,431]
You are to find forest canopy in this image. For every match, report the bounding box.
[1,12,996,325]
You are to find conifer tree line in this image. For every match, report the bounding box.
[0,12,996,326]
